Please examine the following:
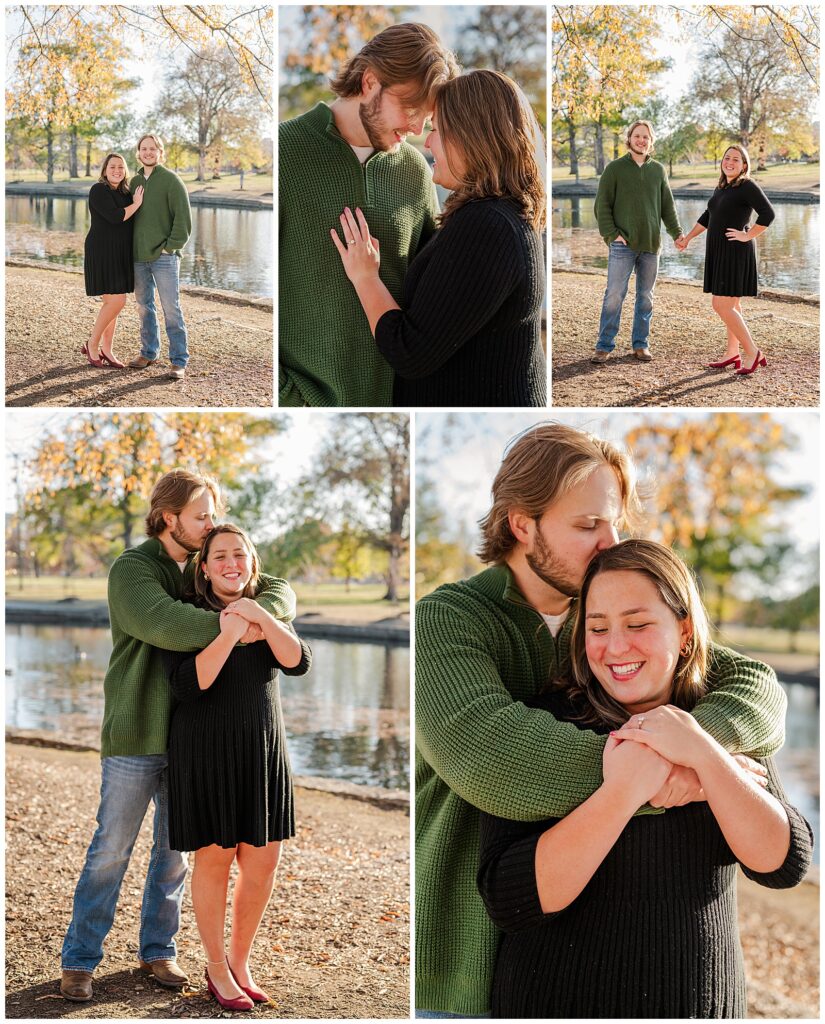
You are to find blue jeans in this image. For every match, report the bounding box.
[134,254,189,368]
[596,242,659,351]
[61,755,187,972]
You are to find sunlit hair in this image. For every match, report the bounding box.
[435,70,546,230]
[98,153,131,196]
[565,539,710,729]
[136,133,164,161]
[329,23,459,107]
[477,423,643,564]
[192,523,261,611]
[625,119,655,155]
[144,470,225,538]
[717,144,751,189]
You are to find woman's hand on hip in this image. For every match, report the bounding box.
[725,227,749,242]
[330,206,381,285]
[612,705,715,769]
[602,732,673,808]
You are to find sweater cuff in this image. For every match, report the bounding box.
[167,655,202,701]
[739,802,813,889]
[478,832,550,933]
[278,638,312,676]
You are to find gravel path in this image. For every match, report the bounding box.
[5,265,273,408]
[6,743,409,1019]
[551,270,819,407]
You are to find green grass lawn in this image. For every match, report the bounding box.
[552,161,820,191]
[5,169,273,197]
[714,624,819,657]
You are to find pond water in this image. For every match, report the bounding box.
[5,195,273,297]
[552,196,820,294]
[5,624,409,791]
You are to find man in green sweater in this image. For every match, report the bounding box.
[60,470,296,1003]
[592,120,684,364]
[279,23,458,407]
[128,134,192,380]
[415,422,786,1018]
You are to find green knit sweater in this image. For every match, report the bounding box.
[415,564,786,1016]
[100,537,296,757]
[129,164,192,263]
[278,102,439,407]
[594,152,682,253]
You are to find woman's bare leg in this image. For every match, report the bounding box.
[227,841,282,990]
[191,845,246,1000]
[99,314,119,360]
[88,295,126,357]
[711,295,757,361]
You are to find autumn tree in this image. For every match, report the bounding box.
[23,413,282,570]
[624,413,807,624]
[311,414,409,602]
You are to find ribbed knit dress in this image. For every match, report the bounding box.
[698,179,775,296]
[84,183,134,296]
[375,197,546,407]
[479,691,813,1020]
[163,635,311,851]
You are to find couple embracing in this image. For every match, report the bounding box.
[416,423,812,1019]
[280,23,546,408]
[60,470,311,1011]
[591,120,775,375]
[83,134,191,379]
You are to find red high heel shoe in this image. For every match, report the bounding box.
[204,967,253,1011]
[227,961,271,1003]
[706,355,742,369]
[734,350,767,376]
[82,342,105,368]
[99,350,126,369]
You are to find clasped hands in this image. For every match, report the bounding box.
[220,597,267,644]
[606,704,768,808]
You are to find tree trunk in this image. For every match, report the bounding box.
[383,536,402,602]
[197,148,207,182]
[594,120,605,175]
[612,131,619,161]
[69,126,78,178]
[122,504,134,552]
[46,124,55,184]
[85,140,92,177]
[568,122,578,180]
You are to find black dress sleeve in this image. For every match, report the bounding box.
[743,179,775,227]
[162,649,203,702]
[88,182,127,225]
[477,809,560,933]
[276,636,312,676]
[736,757,813,888]
[697,194,714,228]
[374,202,527,380]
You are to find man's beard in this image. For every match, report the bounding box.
[525,527,580,598]
[359,90,393,152]
[171,523,203,554]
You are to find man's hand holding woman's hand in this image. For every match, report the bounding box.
[221,599,266,643]
[602,731,672,810]
[220,607,250,643]
[330,206,381,285]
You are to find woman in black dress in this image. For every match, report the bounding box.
[163,524,311,1011]
[83,153,143,368]
[678,145,775,376]
[330,70,546,407]
[479,540,812,1019]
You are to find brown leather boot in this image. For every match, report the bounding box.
[60,969,93,1002]
[138,959,188,988]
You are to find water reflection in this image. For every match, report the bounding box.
[552,196,820,294]
[5,195,272,297]
[5,624,409,790]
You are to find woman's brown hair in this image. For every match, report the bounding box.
[435,70,546,230]
[98,153,131,196]
[192,524,261,611]
[329,22,459,107]
[717,144,751,189]
[477,423,643,565]
[565,539,710,729]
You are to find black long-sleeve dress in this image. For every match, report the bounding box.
[84,182,135,296]
[697,179,775,297]
[374,197,546,407]
[478,691,813,1019]
[163,636,311,851]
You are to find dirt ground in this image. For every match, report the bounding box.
[551,270,819,407]
[5,744,409,1019]
[5,265,273,408]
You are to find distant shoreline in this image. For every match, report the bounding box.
[5,181,272,210]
